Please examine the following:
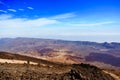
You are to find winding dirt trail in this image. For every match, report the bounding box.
[103,70,120,80]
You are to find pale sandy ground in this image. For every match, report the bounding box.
[0,58,38,65]
[103,70,120,80]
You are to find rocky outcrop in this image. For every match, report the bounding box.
[0,63,115,80]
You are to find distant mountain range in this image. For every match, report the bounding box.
[0,37,120,69]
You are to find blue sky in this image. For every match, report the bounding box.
[0,0,120,42]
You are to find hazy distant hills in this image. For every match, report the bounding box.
[0,37,120,69]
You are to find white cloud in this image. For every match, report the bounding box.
[71,21,115,27]
[18,9,24,11]
[0,10,7,13]
[57,32,120,36]
[8,9,17,12]
[0,13,119,42]
[27,7,34,10]
[0,14,59,38]
[0,14,59,28]
[0,1,8,7]
[51,13,76,19]
[0,1,5,5]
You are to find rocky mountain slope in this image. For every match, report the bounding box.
[0,52,59,66]
[0,52,116,80]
